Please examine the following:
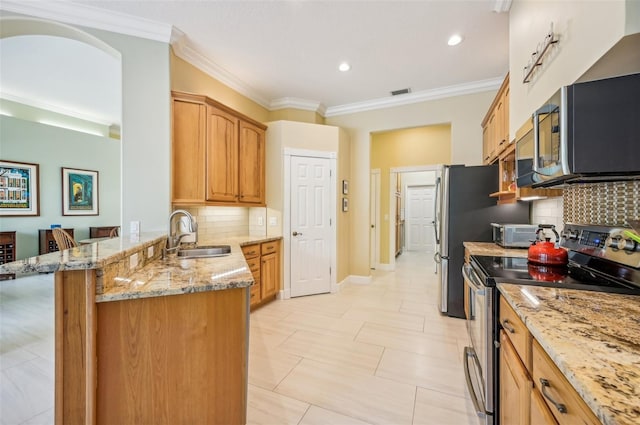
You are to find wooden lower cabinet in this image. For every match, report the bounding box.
[55,269,249,425]
[500,330,532,425]
[532,340,601,425]
[531,386,559,425]
[243,239,281,309]
[500,299,602,425]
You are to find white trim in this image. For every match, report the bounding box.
[325,78,503,117]
[284,148,336,159]
[283,149,337,298]
[389,171,398,267]
[171,38,272,109]
[0,0,172,43]
[348,275,373,285]
[390,164,443,174]
[270,97,326,115]
[370,169,381,270]
[0,2,505,118]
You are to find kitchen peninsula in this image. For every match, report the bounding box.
[0,233,265,425]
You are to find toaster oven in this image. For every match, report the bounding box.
[491,223,538,248]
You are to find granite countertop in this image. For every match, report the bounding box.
[0,232,282,303]
[0,232,168,275]
[98,234,282,302]
[498,283,640,425]
[463,241,529,257]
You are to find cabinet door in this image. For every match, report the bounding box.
[238,120,265,205]
[172,99,206,204]
[482,124,491,164]
[260,252,278,300]
[500,330,532,425]
[206,106,238,203]
[532,340,600,425]
[531,388,559,425]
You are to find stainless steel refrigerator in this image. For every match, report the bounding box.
[434,164,530,318]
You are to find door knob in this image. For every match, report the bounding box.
[292,231,303,236]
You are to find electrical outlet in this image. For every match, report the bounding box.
[269,216,277,226]
[257,216,264,226]
[130,220,140,235]
[130,253,139,270]
[147,246,154,257]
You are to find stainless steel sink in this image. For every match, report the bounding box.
[177,245,231,259]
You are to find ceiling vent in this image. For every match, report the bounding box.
[391,88,411,96]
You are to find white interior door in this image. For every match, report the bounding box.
[290,155,332,297]
[370,170,380,269]
[406,185,435,252]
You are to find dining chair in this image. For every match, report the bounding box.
[109,226,120,238]
[52,228,78,250]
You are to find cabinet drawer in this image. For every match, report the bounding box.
[261,241,278,255]
[250,281,261,305]
[246,257,260,273]
[532,340,600,425]
[241,244,260,259]
[500,297,532,372]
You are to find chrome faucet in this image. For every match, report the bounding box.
[166,209,198,252]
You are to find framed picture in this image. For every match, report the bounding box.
[0,160,40,216]
[62,167,99,216]
[342,197,349,212]
[342,180,349,195]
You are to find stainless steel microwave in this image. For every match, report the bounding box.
[516,73,640,188]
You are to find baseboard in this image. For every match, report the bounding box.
[348,274,373,285]
[279,289,289,300]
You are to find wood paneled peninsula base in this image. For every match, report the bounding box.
[0,233,253,425]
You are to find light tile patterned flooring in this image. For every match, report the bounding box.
[1,251,479,424]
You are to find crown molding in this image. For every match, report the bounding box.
[170,40,271,109]
[324,77,504,117]
[0,0,172,42]
[0,91,114,126]
[270,97,326,115]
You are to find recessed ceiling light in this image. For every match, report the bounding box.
[338,62,351,72]
[447,34,463,46]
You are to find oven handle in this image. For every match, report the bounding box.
[462,263,485,295]
[463,346,488,417]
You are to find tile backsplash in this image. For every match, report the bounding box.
[563,181,639,227]
[531,197,564,233]
[175,206,268,239]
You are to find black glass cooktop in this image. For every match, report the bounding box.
[471,251,640,295]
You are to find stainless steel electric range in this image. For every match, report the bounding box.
[462,223,640,425]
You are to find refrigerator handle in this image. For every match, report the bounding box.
[433,176,441,245]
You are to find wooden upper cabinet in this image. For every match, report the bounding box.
[171,91,267,206]
[238,120,265,204]
[172,99,206,204]
[482,74,510,164]
[206,107,239,203]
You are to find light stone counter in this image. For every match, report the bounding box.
[463,241,529,257]
[498,283,640,425]
[0,232,283,303]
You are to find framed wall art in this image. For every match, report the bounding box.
[0,160,40,216]
[62,167,99,216]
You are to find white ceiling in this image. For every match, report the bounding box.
[0,0,510,122]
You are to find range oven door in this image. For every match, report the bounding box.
[463,263,494,424]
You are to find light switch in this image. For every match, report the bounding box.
[257,216,264,226]
[130,220,140,235]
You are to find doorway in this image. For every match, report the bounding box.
[405,185,436,253]
[284,149,336,298]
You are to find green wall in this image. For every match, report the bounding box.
[0,116,120,259]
